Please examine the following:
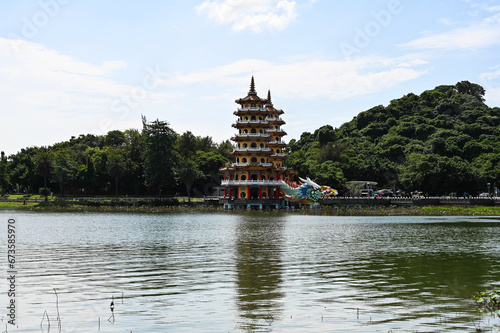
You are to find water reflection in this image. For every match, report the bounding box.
[8,212,500,332]
[234,214,286,332]
[312,220,500,329]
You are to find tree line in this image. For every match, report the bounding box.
[0,116,232,201]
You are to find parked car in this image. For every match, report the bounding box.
[378,189,393,197]
[479,192,490,197]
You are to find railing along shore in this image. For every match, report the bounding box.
[2,195,500,207]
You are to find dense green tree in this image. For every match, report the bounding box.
[32,151,54,201]
[34,151,53,189]
[455,80,485,101]
[217,140,234,160]
[316,142,347,164]
[122,129,144,195]
[107,153,126,196]
[178,131,198,158]
[310,161,346,190]
[197,136,215,152]
[21,154,37,194]
[88,147,110,193]
[0,152,9,195]
[83,155,97,194]
[315,125,336,146]
[105,130,126,147]
[400,154,479,195]
[178,159,201,202]
[52,149,78,197]
[142,116,178,196]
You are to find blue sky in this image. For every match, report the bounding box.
[1,0,500,155]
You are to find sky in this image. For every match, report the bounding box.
[1,0,500,156]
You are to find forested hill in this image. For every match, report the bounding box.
[285,81,500,196]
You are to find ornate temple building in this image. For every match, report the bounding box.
[220,77,297,209]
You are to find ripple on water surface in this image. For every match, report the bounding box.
[2,212,499,332]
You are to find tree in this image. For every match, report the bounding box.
[34,151,53,200]
[0,151,9,195]
[122,129,145,195]
[177,131,198,158]
[178,159,201,202]
[400,154,479,195]
[315,125,336,146]
[195,151,229,180]
[317,142,347,164]
[22,154,37,194]
[310,160,346,190]
[83,155,97,194]
[197,136,215,152]
[107,153,126,196]
[52,149,78,197]
[455,81,485,101]
[142,116,178,196]
[217,140,234,160]
[105,130,126,147]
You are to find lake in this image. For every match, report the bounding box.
[1,211,499,332]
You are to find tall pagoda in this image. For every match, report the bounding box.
[220,77,296,209]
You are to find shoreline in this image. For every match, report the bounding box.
[3,201,500,216]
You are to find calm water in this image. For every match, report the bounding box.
[1,211,499,332]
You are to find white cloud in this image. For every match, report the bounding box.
[484,87,500,104]
[480,69,500,82]
[487,5,500,12]
[401,13,500,50]
[480,67,500,104]
[164,55,428,101]
[0,38,180,154]
[195,0,298,33]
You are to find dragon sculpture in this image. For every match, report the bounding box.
[280,177,337,204]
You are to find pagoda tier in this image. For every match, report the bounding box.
[233,108,268,116]
[232,119,269,129]
[266,117,285,126]
[231,150,273,157]
[230,133,271,141]
[266,128,287,136]
[267,140,287,148]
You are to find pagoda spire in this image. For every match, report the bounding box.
[248,76,256,96]
[267,89,273,106]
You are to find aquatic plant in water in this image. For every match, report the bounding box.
[473,289,500,314]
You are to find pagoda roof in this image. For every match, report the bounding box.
[262,90,283,114]
[235,76,268,104]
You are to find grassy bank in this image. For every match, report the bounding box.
[3,200,500,216]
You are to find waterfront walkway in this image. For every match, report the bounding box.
[318,196,500,207]
[2,195,499,208]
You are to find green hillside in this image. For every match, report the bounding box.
[285,81,500,196]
